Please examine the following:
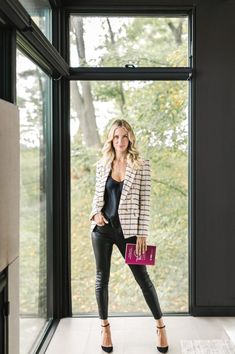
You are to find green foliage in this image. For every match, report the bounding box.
[17,50,48,317]
[70,16,188,67]
[20,148,47,315]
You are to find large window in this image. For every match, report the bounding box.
[70,79,189,314]
[17,49,52,354]
[70,14,190,316]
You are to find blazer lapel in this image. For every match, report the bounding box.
[100,163,112,198]
[119,161,137,207]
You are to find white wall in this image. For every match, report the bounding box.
[0,98,19,354]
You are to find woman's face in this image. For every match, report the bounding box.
[112,127,129,153]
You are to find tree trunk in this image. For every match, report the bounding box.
[167,19,183,45]
[106,18,126,115]
[71,16,101,148]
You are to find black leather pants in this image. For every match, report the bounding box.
[91,222,163,320]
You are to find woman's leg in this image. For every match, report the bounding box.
[115,234,163,319]
[91,230,114,320]
[91,230,114,349]
[114,231,168,349]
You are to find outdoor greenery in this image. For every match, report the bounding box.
[17,51,48,317]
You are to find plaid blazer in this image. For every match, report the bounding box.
[89,158,151,239]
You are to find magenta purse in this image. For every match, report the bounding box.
[125,243,157,265]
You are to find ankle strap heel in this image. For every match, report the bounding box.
[156,324,168,353]
[101,323,113,353]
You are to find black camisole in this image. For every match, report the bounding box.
[100,172,124,228]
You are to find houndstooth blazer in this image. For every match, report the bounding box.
[89,158,151,239]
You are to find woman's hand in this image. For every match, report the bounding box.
[93,212,109,226]
[136,236,147,256]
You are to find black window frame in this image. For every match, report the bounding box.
[67,6,195,319]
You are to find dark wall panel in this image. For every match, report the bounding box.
[195,0,235,308]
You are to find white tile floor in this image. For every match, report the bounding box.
[20,318,47,354]
[45,316,235,354]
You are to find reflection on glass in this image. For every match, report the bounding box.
[71,80,188,315]
[17,49,51,354]
[19,0,51,41]
[70,16,189,67]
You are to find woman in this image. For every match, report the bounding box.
[89,119,169,353]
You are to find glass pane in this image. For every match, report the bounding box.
[17,49,51,354]
[19,0,52,42]
[70,16,189,67]
[71,80,188,315]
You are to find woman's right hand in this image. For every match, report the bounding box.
[93,212,109,226]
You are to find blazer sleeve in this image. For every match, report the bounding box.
[137,159,151,238]
[89,162,102,221]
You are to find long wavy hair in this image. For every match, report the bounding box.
[98,119,143,170]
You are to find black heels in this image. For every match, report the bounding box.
[156,325,169,353]
[101,323,113,353]
[100,322,168,353]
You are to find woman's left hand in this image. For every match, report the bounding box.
[136,236,147,256]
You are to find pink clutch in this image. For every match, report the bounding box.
[125,243,157,265]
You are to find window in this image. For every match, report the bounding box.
[70,15,189,67]
[17,49,52,354]
[19,0,52,42]
[70,79,189,314]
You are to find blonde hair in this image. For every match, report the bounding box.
[98,119,143,170]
